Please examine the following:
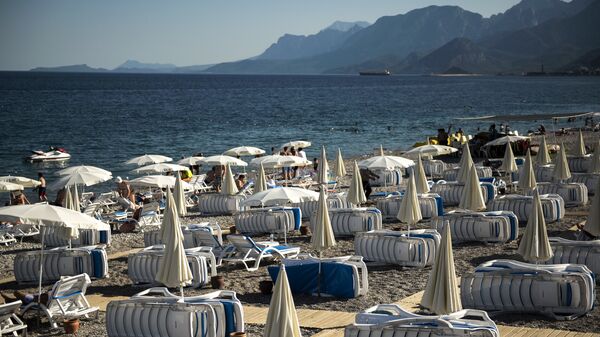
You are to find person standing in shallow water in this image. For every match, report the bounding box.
[37,172,47,202]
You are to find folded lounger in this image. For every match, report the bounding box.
[0,300,27,336]
[354,229,441,267]
[106,287,244,337]
[0,230,16,246]
[430,210,518,243]
[443,166,493,182]
[197,193,245,215]
[234,206,301,236]
[14,245,108,284]
[2,223,40,243]
[221,234,300,271]
[488,194,565,223]
[423,159,447,177]
[41,226,111,247]
[371,169,403,187]
[535,182,588,207]
[292,193,348,219]
[567,155,591,173]
[345,304,499,337]
[461,259,595,320]
[268,254,368,298]
[546,237,600,277]
[430,182,496,206]
[535,165,599,195]
[376,193,443,220]
[309,207,382,237]
[128,245,216,288]
[144,222,223,248]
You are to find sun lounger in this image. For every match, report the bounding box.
[292,193,348,219]
[535,182,588,207]
[309,207,382,237]
[461,259,595,320]
[20,273,99,329]
[567,155,591,173]
[221,234,300,271]
[569,173,599,195]
[423,159,447,177]
[14,245,108,284]
[546,237,600,277]
[128,245,216,288]
[431,210,518,243]
[0,230,16,246]
[0,300,27,336]
[346,304,499,337]
[106,287,244,337]
[3,223,40,243]
[488,194,565,223]
[197,193,245,215]
[376,193,443,220]
[443,166,493,181]
[41,226,111,247]
[268,254,368,298]
[354,229,441,267]
[234,206,301,236]
[430,181,496,206]
[144,222,223,248]
[371,169,403,187]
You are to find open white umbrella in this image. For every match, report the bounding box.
[177,156,205,166]
[173,172,187,216]
[0,181,24,192]
[588,140,600,174]
[483,135,529,147]
[358,145,414,170]
[397,173,422,233]
[517,190,553,263]
[404,144,457,158]
[518,150,537,193]
[250,155,310,169]
[281,140,311,149]
[420,223,462,314]
[155,189,193,297]
[414,154,430,194]
[575,130,587,157]
[223,146,265,157]
[242,187,319,207]
[459,165,486,211]
[585,178,600,237]
[125,154,173,166]
[347,161,366,206]
[0,176,41,188]
[536,136,552,165]
[318,146,329,185]
[133,163,189,175]
[499,143,518,173]
[552,143,571,182]
[456,143,473,184]
[334,148,346,179]
[221,163,239,195]
[263,265,301,337]
[255,163,268,194]
[55,165,111,177]
[48,171,112,190]
[129,175,192,190]
[200,155,247,167]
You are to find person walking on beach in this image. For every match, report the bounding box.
[37,172,47,202]
[360,167,380,199]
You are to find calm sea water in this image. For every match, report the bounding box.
[1,72,599,195]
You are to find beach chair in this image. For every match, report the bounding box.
[41,226,111,247]
[106,287,244,337]
[423,159,447,177]
[488,193,565,223]
[144,222,223,248]
[268,254,368,298]
[14,245,108,284]
[569,173,599,195]
[292,193,348,219]
[197,193,245,215]
[0,230,16,246]
[535,182,588,207]
[354,229,441,267]
[546,237,600,277]
[190,173,213,193]
[430,210,518,243]
[234,206,301,238]
[0,300,27,336]
[5,224,40,243]
[376,193,443,220]
[442,166,493,181]
[461,259,595,320]
[346,304,499,337]
[567,155,591,173]
[221,234,300,271]
[309,207,382,237]
[371,169,403,187]
[430,181,496,206]
[136,201,163,230]
[20,273,99,329]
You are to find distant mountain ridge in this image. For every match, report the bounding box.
[30,60,215,73]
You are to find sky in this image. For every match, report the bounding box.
[0,0,523,70]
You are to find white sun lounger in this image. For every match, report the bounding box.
[292,193,348,219]
[127,245,216,288]
[106,287,244,337]
[354,229,441,267]
[443,166,493,181]
[461,259,595,320]
[567,156,591,173]
[144,222,223,248]
[20,273,99,329]
[14,245,108,284]
[346,304,499,337]
[430,181,496,206]
[0,300,27,336]
[197,193,245,215]
[221,235,300,271]
[234,207,301,236]
[376,193,443,220]
[423,159,447,177]
[546,237,600,277]
[371,169,403,187]
[309,207,382,237]
[535,182,588,207]
[0,231,16,246]
[488,194,565,223]
[534,165,599,195]
[1,223,40,243]
[430,210,518,243]
[41,226,111,247]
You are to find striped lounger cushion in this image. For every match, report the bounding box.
[442,166,493,181]
[423,159,447,177]
[14,245,108,284]
[197,193,245,215]
[461,259,595,320]
[546,237,600,277]
[309,207,382,237]
[41,227,111,247]
[567,155,591,173]
[143,223,222,248]
[106,288,244,337]
[354,230,441,267]
[430,210,518,243]
[535,182,588,207]
[376,193,443,220]
[569,173,599,195]
[293,194,348,219]
[371,169,403,187]
[234,207,301,235]
[430,182,496,206]
[488,194,565,223]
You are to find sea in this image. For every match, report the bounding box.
[1,72,599,196]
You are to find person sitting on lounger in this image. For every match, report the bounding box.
[11,191,29,205]
[235,174,246,190]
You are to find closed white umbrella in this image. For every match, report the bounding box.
[334,148,346,179]
[255,163,268,194]
[281,140,311,149]
[48,171,112,190]
[64,186,73,210]
[263,265,301,337]
[585,178,600,237]
[130,175,192,190]
[242,187,319,207]
[221,163,239,195]
[552,143,571,182]
[156,189,193,297]
[499,143,518,173]
[250,155,310,169]
[518,149,537,192]
[575,130,587,157]
[0,176,41,188]
[311,188,336,253]
[456,143,473,184]
[133,163,189,175]
[173,172,187,216]
[459,165,486,211]
[397,173,422,233]
[71,185,80,213]
[0,181,24,192]
[536,136,552,165]
[414,154,430,194]
[420,223,462,314]
[223,146,265,157]
[517,190,553,263]
[588,140,600,174]
[404,144,458,158]
[55,165,111,177]
[177,156,205,166]
[347,161,366,206]
[318,146,329,185]
[200,155,247,167]
[125,154,173,166]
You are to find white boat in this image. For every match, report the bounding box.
[27,148,71,162]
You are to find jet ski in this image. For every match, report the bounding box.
[27,147,71,162]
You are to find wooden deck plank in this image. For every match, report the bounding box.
[312,329,344,337]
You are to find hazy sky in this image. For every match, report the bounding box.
[0,0,522,70]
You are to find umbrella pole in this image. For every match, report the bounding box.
[38,226,45,305]
[180,285,185,301]
[317,251,322,297]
